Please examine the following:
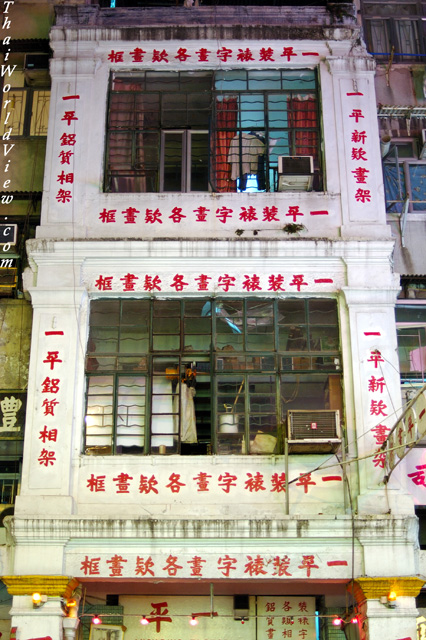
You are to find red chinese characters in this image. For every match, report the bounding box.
[92,272,334,293]
[98,203,330,228]
[363,334,392,470]
[76,552,345,582]
[106,46,315,65]
[347,89,373,205]
[37,331,65,469]
[56,95,80,205]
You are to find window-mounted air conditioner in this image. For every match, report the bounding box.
[277,155,314,192]
[287,409,341,453]
[24,54,50,85]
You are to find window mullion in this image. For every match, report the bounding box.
[113,372,119,455]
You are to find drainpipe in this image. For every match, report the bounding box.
[63,614,80,640]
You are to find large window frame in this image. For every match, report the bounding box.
[84,298,342,456]
[383,139,426,214]
[361,0,426,61]
[104,69,322,194]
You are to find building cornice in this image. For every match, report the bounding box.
[2,575,79,598]
[349,576,426,601]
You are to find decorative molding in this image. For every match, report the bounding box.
[2,576,80,599]
[348,576,426,602]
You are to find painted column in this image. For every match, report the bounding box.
[351,577,424,640]
[325,55,390,238]
[342,286,413,514]
[3,576,79,640]
[14,287,87,518]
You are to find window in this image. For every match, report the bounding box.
[383,139,426,213]
[84,298,342,455]
[104,69,322,193]
[361,1,426,61]
[396,305,426,384]
[0,57,50,138]
[0,460,21,504]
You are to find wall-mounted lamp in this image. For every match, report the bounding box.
[189,615,198,626]
[91,615,102,625]
[32,592,48,608]
[380,591,397,608]
[66,598,77,609]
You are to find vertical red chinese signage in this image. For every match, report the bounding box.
[257,596,316,640]
[36,330,65,470]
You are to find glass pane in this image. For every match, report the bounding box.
[153,317,180,334]
[309,326,339,351]
[188,94,211,127]
[152,357,180,374]
[217,376,246,418]
[151,434,179,454]
[118,356,147,372]
[85,376,114,453]
[151,369,180,451]
[30,90,50,136]
[163,132,183,191]
[247,302,274,351]
[162,93,187,127]
[87,356,117,373]
[117,376,146,453]
[281,70,316,91]
[90,300,120,326]
[121,300,150,324]
[89,327,119,354]
[368,19,391,55]
[396,307,426,323]
[308,299,338,325]
[248,70,281,90]
[119,327,148,354]
[216,355,247,372]
[395,19,419,57]
[216,433,245,455]
[409,164,426,212]
[215,70,247,91]
[279,325,308,351]
[249,415,278,454]
[312,356,341,371]
[191,133,209,191]
[268,95,288,129]
[154,301,180,316]
[397,327,426,378]
[136,93,160,127]
[184,318,211,334]
[281,373,332,412]
[278,299,306,324]
[249,375,276,412]
[383,162,406,213]
[240,94,265,129]
[0,89,26,136]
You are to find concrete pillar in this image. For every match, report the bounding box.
[3,575,80,640]
[351,576,425,640]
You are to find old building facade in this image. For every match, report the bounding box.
[1,1,426,639]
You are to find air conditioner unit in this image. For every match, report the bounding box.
[287,409,341,453]
[24,54,50,85]
[277,156,314,192]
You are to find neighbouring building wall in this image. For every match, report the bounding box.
[2,4,424,640]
